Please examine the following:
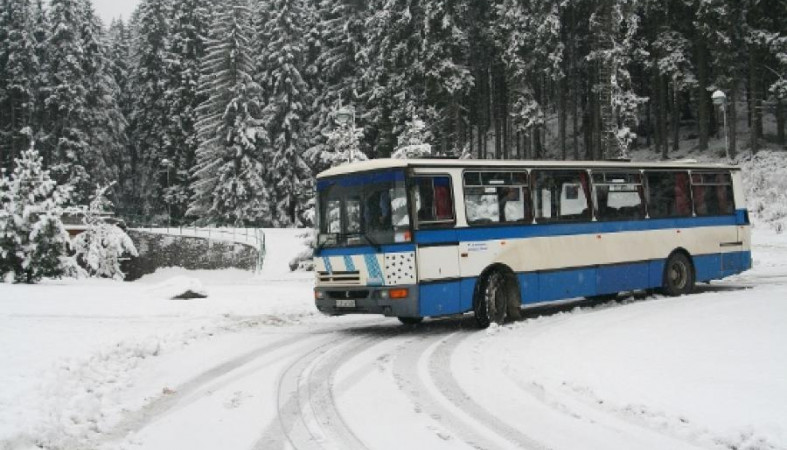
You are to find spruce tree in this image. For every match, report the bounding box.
[0,145,74,284]
[128,0,172,216]
[258,0,313,226]
[0,0,39,168]
[189,0,269,225]
[164,0,211,221]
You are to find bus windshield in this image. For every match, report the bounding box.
[317,170,411,248]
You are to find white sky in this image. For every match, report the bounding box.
[92,0,140,24]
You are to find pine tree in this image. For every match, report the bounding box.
[163,0,211,221]
[45,0,107,203]
[0,0,39,168]
[189,0,269,225]
[392,115,433,159]
[362,0,426,157]
[128,0,172,216]
[80,1,126,190]
[258,0,313,226]
[106,19,134,210]
[72,184,138,279]
[0,144,75,284]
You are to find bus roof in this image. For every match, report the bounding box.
[316,158,740,179]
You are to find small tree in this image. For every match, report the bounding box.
[392,115,433,159]
[0,145,76,283]
[72,184,138,280]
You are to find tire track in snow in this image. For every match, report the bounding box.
[427,332,550,450]
[253,334,382,450]
[391,330,548,450]
[99,320,383,448]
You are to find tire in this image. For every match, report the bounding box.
[661,252,695,296]
[474,271,519,328]
[398,316,424,325]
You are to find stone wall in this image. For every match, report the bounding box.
[122,230,259,281]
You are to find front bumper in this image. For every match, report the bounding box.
[315,285,420,318]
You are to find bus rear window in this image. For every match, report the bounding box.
[692,172,734,216]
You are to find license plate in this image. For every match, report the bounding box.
[336,299,356,308]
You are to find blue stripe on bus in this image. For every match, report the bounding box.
[316,170,405,191]
[417,250,752,317]
[315,211,748,256]
[316,244,416,257]
[343,255,355,271]
[415,213,742,245]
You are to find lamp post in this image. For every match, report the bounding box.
[335,106,356,163]
[712,90,730,160]
[161,158,171,228]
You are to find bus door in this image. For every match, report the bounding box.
[411,175,462,315]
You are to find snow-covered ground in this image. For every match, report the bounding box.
[2,196,787,449]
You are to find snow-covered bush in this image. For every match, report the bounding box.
[741,151,787,233]
[0,146,77,283]
[72,184,138,280]
[288,230,315,272]
[392,115,432,159]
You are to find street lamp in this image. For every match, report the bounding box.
[712,90,730,160]
[160,158,171,228]
[335,106,356,163]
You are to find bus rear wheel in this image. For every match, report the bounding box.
[475,271,519,328]
[398,317,423,325]
[662,252,695,296]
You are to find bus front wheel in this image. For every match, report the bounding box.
[662,252,695,296]
[475,271,519,328]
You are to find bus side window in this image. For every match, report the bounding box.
[463,171,530,225]
[645,171,692,218]
[413,175,455,227]
[592,172,645,221]
[692,172,734,216]
[533,170,591,223]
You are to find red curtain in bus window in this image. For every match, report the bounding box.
[434,181,453,220]
[675,172,692,216]
[578,171,592,218]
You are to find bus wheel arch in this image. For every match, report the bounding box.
[473,264,522,328]
[661,248,695,296]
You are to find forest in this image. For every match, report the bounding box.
[0,0,785,227]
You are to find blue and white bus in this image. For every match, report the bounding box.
[313,159,751,327]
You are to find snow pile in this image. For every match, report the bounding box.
[145,276,208,300]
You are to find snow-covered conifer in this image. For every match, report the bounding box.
[163,0,211,221]
[72,184,137,280]
[392,115,433,159]
[258,0,313,227]
[0,0,39,166]
[0,144,75,283]
[127,0,173,215]
[189,0,269,226]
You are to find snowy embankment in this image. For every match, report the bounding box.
[1,156,787,449]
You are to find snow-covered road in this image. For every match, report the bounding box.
[1,228,786,450]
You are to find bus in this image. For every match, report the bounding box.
[313,159,751,327]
